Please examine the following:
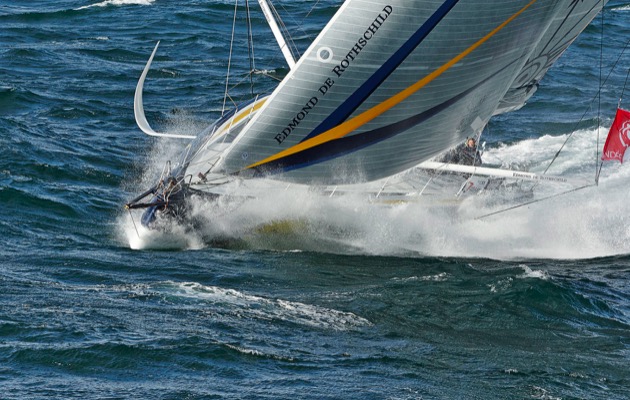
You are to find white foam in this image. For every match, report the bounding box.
[488,277,513,293]
[392,273,448,282]
[517,265,550,280]
[531,386,562,400]
[77,0,155,10]
[120,212,204,251]
[163,282,372,330]
[121,123,630,260]
[223,344,265,357]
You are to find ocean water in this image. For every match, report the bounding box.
[1,1,630,399]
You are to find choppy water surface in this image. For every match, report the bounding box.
[1,1,629,399]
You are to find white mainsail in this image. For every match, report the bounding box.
[182,0,605,186]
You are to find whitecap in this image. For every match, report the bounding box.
[517,265,550,280]
[488,276,513,293]
[223,343,295,361]
[392,272,448,282]
[223,343,264,357]
[158,282,372,331]
[77,0,155,11]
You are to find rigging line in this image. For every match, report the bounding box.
[246,0,256,97]
[595,158,604,185]
[256,2,284,68]
[474,184,593,221]
[597,0,604,183]
[292,0,322,57]
[223,0,240,116]
[303,0,321,21]
[542,12,630,178]
[257,70,282,82]
[269,0,309,58]
[127,208,141,239]
[254,2,295,75]
[227,75,256,101]
[268,1,300,60]
[619,67,630,107]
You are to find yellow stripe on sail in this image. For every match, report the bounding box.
[214,98,267,138]
[245,0,537,170]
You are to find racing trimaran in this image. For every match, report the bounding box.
[125,0,627,229]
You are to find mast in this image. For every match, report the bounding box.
[257,0,296,69]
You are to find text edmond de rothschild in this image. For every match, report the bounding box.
[275,5,393,145]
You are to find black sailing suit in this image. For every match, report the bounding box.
[441,143,482,166]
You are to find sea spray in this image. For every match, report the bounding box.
[123,124,630,259]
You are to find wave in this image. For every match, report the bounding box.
[146,281,372,331]
[488,265,549,293]
[517,265,550,280]
[76,0,155,10]
[391,272,449,282]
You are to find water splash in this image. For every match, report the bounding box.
[121,125,630,260]
[121,212,204,251]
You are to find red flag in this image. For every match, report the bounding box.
[602,108,630,163]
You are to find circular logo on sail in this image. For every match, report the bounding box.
[620,121,630,147]
[317,47,333,63]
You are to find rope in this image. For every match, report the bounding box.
[245,0,256,97]
[619,67,630,108]
[474,184,593,220]
[222,0,239,116]
[596,1,604,182]
[268,1,300,60]
[271,0,328,60]
[303,0,322,21]
[128,208,141,239]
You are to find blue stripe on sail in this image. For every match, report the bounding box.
[300,0,461,143]
[250,59,521,177]
[252,84,476,177]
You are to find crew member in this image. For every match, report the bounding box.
[441,138,482,166]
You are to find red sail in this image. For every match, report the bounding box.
[601,108,630,163]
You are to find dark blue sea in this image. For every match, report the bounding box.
[1,1,630,398]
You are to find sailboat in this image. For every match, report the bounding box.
[125,0,613,228]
